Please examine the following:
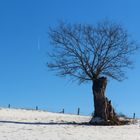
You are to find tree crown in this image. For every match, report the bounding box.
[47,21,138,83]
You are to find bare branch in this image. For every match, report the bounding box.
[47,21,139,83]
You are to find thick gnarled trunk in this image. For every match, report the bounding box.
[90,77,119,125]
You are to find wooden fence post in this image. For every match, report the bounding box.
[36,106,38,110]
[8,104,10,108]
[133,113,135,119]
[133,113,136,124]
[77,107,80,115]
[62,108,64,113]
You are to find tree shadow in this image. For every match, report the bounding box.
[0,120,90,126]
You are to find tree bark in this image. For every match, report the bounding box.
[90,77,119,125]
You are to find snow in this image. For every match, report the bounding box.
[0,108,140,140]
[90,117,105,123]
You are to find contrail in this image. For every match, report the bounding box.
[37,38,40,51]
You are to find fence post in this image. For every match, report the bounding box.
[133,113,135,119]
[8,104,10,108]
[36,106,38,110]
[77,107,80,115]
[62,108,64,113]
[133,113,136,124]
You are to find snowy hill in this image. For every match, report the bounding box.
[0,108,139,140]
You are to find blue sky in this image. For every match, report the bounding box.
[0,0,140,117]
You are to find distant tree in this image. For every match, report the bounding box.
[47,21,138,124]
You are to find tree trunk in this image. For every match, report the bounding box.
[90,77,119,125]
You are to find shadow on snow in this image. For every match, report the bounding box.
[0,120,90,126]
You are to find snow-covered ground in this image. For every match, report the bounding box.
[0,108,140,140]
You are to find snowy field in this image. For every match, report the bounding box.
[0,108,140,140]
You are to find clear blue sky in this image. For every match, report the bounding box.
[0,0,140,117]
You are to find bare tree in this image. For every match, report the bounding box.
[47,21,138,124]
